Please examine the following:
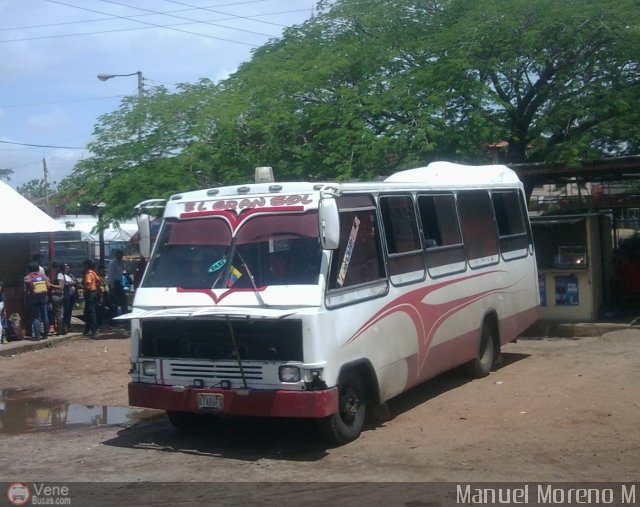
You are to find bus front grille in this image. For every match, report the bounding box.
[139,318,303,361]
[168,361,264,381]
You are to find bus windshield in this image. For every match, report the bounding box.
[142,212,322,289]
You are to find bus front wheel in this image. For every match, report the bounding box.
[318,371,366,445]
[465,321,497,378]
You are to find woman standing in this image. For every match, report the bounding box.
[59,263,78,332]
[82,259,100,338]
[47,260,65,335]
[0,279,4,318]
[0,280,5,343]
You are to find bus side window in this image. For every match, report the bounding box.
[457,190,499,267]
[328,202,385,290]
[417,194,466,276]
[491,190,530,259]
[380,194,425,280]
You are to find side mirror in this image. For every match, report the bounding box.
[137,213,151,259]
[319,193,340,250]
[134,198,165,259]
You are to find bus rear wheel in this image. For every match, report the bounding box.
[464,321,497,378]
[318,371,366,445]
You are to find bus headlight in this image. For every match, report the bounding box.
[279,365,301,383]
[141,360,156,376]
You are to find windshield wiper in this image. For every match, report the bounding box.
[211,255,228,289]
[211,242,235,289]
[235,250,268,308]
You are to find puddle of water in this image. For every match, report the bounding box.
[0,388,162,434]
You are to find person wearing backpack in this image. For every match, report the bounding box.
[23,261,53,340]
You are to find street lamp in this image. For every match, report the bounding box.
[97,71,144,98]
[96,202,106,267]
[95,71,144,260]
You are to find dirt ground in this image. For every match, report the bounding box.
[0,327,638,494]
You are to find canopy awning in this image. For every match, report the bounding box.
[0,181,64,234]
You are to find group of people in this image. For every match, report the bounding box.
[22,258,79,340]
[21,251,131,340]
[81,252,131,337]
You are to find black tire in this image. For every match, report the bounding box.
[318,371,367,445]
[464,322,497,378]
[166,410,213,431]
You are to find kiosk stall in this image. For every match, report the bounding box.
[531,214,612,322]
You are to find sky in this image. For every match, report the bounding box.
[0,0,316,190]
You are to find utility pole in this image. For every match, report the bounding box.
[136,71,144,99]
[42,157,49,203]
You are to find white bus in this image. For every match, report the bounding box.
[127,161,539,443]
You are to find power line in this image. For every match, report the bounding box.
[41,0,258,46]
[94,0,277,38]
[0,94,124,109]
[0,4,312,44]
[0,0,296,32]
[144,78,179,87]
[0,22,175,44]
[0,10,311,44]
[0,0,269,32]
[0,140,86,150]
[163,0,289,28]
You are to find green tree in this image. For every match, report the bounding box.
[17,179,54,200]
[434,0,640,164]
[0,168,13,182]
[58,0,640,221]
[56,86,206,221]
[208,0,640,177]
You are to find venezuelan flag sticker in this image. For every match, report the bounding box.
[227,266,243,287]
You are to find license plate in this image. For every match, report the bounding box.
[196,393,224,411]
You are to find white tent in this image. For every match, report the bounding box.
[0,182,64,317]
[56,215,136,242]
[0,180,64,233]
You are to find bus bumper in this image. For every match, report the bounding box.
[128,382,339,418]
